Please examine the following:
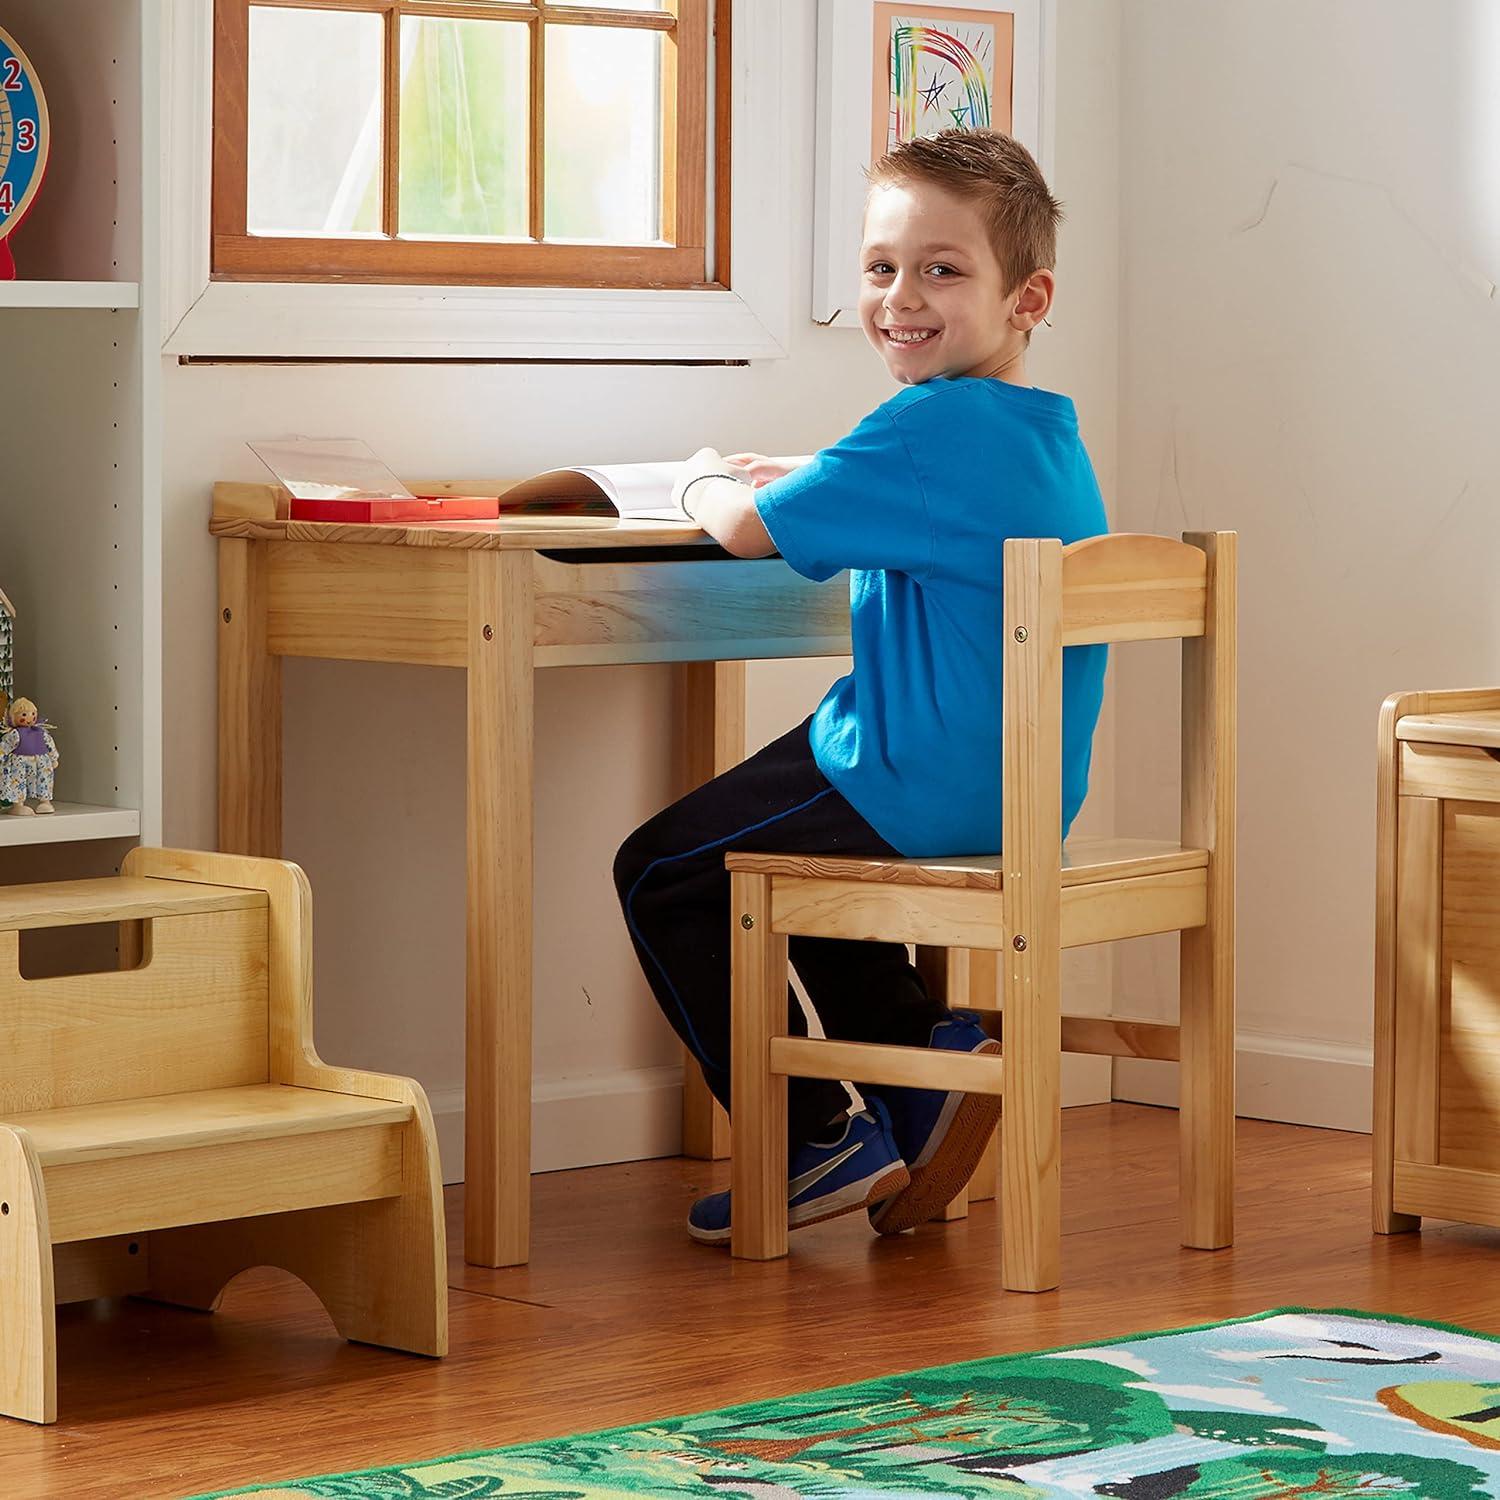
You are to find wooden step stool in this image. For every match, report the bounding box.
[0,848,447,1425]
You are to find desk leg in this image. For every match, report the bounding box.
[963,949,1001,1204]
[465,552,534,1268]
[218,540,282,857]
[674,661,742,1161]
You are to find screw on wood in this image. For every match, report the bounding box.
[1012,935,1028,952]
[740,914,755,930]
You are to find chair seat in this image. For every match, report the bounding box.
[3,1084,411,1166]
[725,836,1207,891]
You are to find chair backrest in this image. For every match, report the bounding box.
[999,530,1236,948]
[0,903,271,1113]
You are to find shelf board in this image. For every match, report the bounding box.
[0,281,141,310]
[0,804,141,848]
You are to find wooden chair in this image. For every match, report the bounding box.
[726,532,1236,1291]
[0,847,447,1425]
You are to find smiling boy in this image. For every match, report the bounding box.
[613,129,1109,1244]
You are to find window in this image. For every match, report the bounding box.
[211,0,725,289]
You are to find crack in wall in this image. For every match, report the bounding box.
[1235,161,1499,305]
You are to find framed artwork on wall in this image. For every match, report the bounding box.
[813,0,1052,327]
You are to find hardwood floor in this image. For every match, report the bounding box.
[5,1102,1499,1499]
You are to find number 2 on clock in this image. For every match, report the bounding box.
[1,58,22,91]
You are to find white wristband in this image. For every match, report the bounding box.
[679,471,740,521]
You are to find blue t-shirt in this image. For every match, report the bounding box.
[755,377,1108,858]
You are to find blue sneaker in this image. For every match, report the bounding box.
[866,1010,1003,1234]
[687,1098,910,1246]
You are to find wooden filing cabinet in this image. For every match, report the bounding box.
[1375,691,1500,1233]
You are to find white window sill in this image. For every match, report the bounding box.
[164,281,788,362]
[162,0,796,363]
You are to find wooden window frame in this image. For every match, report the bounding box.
[211,0,729,290]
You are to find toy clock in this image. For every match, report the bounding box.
[0,24,49,280]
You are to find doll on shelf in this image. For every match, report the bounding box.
[1,697,59,815]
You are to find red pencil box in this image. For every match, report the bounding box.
[289,494,501,524]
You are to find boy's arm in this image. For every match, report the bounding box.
[672,447,775,558]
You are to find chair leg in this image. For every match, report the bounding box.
[730,871,789,1260]
[1000,950,1061,1294]
[1180,920,1234,1249]
[146,1121,447,1357]
[0,1129,57,1424]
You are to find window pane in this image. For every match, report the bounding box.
[545,25,661,242]
[247,7,383,237]
[399,17,529,240]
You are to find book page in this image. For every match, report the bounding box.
[501,458,814,522]
[501,462,689,521]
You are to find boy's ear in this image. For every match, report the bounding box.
[1010,269,1056,331]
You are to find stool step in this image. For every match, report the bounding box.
[3,1084,412,1165]
[0,877,266,933]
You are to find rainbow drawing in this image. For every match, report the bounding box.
[872,7,1014,161]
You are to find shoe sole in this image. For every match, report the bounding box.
[869,1039,1003,1234]
[689,1162,912,1247]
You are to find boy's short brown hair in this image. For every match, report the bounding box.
[867,129,1062,294]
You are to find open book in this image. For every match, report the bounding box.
[246,437,812,525]
[502,458,813,523]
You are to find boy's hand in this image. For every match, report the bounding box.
[670,446,775,558]
[724,452,805,488]
[671,446,736,517]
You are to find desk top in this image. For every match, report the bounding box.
[1396,709,1500,749]
[209,512,733,553]
[211,481,726,553]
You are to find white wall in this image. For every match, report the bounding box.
[1111,0,1500,1129]
[161,0,1123,1177]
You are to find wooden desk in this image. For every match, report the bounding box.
[1374,690,1500,1235]
[211,491,850,1267]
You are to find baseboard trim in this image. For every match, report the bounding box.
[428,1065,686,1185]
[1113,1031,1373,1133]
[430,1053,1114,1184]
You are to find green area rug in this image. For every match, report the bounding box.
[198,1308,1500,1498]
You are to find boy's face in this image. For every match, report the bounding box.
[859,179,1047,385]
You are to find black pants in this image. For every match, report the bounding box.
[613,718,949,1148]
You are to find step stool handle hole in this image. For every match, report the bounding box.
[18,918,152,979]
